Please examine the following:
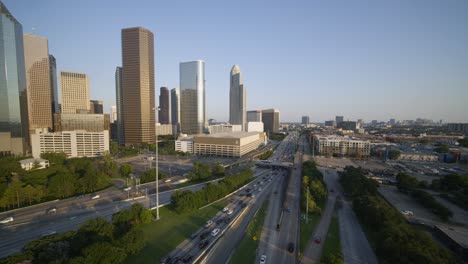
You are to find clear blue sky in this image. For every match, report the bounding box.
[5,0,468,122]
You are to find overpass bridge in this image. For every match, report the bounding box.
[255,160,294,169]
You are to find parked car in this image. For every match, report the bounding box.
[216,218,223,224]
[0,217,14,224]
[287,242,295,253]
[260,254,267,264]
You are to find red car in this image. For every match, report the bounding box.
[314,236,321,244]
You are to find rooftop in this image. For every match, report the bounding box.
[195,131,260,139]
[436,225,468,249]
[19,158,48,164]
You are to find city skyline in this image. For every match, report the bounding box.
[3,0,468,123]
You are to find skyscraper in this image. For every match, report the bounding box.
[229,65,246,130]
[89,100,103,114]
[115,66,124,145]
[336,116,344,125]
[302,115,310,125]
[262,109,280,133]
[180,60,205,134]
[159,87,170,124]
[121,27,155,145]
[23,34,53,133]
[49,55,59,114]
[171,88,180,133]
[110,105,117,123]
[60,71,90,114]
[0,2,29,155]
[247,110,262,122]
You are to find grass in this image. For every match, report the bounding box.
[299,212,321,253]
[229,200,269,264]
[320,215,342,262]
[127,201,226,263]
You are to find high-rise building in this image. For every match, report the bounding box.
[159,87,170,124]
[302,116,310,125]
[121,27,155,145]
[247,110,262,122]
[53,113,110,132]
[336,116,344,125]
[60,71,90,114]
[110,105,117,123]
[49,55,59,114]
[89,100,103,114]
[180,60,205,134]
[0,2,29,155]
[229,65,246,130]
[262,109,280,133]
[171,88,180,133]
[115,66,124,145]
[23,34,53,134]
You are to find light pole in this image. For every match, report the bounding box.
[155,107,160,220]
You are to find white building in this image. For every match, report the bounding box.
[193,132,266,157]
[175,135,194,153]
[156,123,174,136]
[207,124,242,134]
[110,105,117,123]
[19,158,49,171]
[313,135,370,157]
[246,122,264,132]
[31,129,109,158]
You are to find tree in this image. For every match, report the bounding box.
[101,151,118,177]
[119,164,133,177]
[41,152,67,166]
[434,145,449,153]
[458,138,468,147]
[48,169,77,198]
[396,173,419,192]
[213,163,225,176]
[22,184,44,205]
[82,242,127,264]
[387,150,401,160]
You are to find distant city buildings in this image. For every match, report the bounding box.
[246,122,264,132]
[207,124,242,134]
[302,116,310,125]
[335,116,344,125]
[110,105,117,123]
[262,109,280,133]
[313,135,370,157]
[121,27,155,146]
[171,88,180,133]
[0,2,29,155]
[247,110,262,122]
[324,120,336,127]
[89,100,103,114]
[447,123,468,135]
[229,65,246,130]
[159,87,170,124]
[60,71,90,114]
[180,60,206,134]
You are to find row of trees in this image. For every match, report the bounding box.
[340,167,456,264]
[433,174,468,211]
[396,173,453,220]
[300,161,327,214]
[0,153,118,210]
[3,203,152,264]
[139,169,168,184]
[171,169,253,214]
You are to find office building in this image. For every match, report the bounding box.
[31,129,109,159]
[156,123,173,136]
[313,135,370,157]
[193,132,266,158]
[159,87,170,124]
[171,88,180,133]
[0,2,29,155]
[247,122,264,132]
[336,116,344,125]
[115,66,124,145]
[180,60,206,134]
[339,121,359,131]
[90,100,103,114]
[262,109,280,133]
[49,55,59,114]
[61,71,90,114]
[302,116,310,125]
[110,105,117,123]
[54,113,110,132]
[324,120,336,127]
[175,135,194,153]
[389,118,396,125]
[247,110,262,122]
[23,34,53,134]
[447,123,468,135]
[121,27,155,145]
[229,65,246,130]
[207,124,242,134]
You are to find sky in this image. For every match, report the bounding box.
[4,0,468,123]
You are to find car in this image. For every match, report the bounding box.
[227,210,233,215]
[241,203,247,208]
[314,236,321,244]
[401,210,414,216]
[200,231,210,240]
[222,207,229,212]
[164,179,171,183]
[123,187,131,191]
[0,217,14,224]
[182,254,193,263]
[199,239,209,249]
[253,184,257,188]
[260,254,267,264]
[216,218,223,224]
[224,217,231,223]
[287,242,295,253]
[205,220,213,227]
[286,207,291,212]
[160,256,172,264]
[91,195,100,200]
[211,228,220,236]
[42,230,57,237]
[47,207,57,214]
[251,194,256,198]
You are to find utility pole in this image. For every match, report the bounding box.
[155,107,160,220]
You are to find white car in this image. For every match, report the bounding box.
[222,207,229,212]
[91,195,100,200]
[211,228,220,236]
[251,194,256,198]
[123,187,131,191]
[227,210,233,215]
[41,230,56,237]
[0,217,14,224]
[164,179,171,183]
[260,254,267,264]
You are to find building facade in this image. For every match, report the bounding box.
[110,105,117,123]
[313,135,370,157]
[302,116,310,125]
[54,113,110,132]
[155,123,173,136]
[89,100,103,114]
[247,122,264,132]
[207,124,242,134]
[49,55,59,115]
[159,87,170,124]
[247,110,262,122]
[180,60,206,134]
[0,2,29,155]
[193,132,265,158]
[23,34,53,134]
[31,129,109,159]
[229,65,246,130]
[115,67,124,145]
[336,116,344,125]
[121,27,155,145]
[262,109,280,133]
[60,71,90,114]
[175,136,194,153]
[170,88,180,133]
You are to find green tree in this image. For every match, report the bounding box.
[101,151,118,177]
[22,184,44,205]
[41,152,67,166]
[213,162,225,176]
[119,164,133,177]
[48,169,77,198]
[396,173,419,192]
[309,179,327,203]
[387,150,401,160]
[434,144,449,153]
[82,242,127,264]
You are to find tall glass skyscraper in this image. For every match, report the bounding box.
[0,2,29,155]
[171,87,180,133]
[180,60,205,134]
[229,65,246,130]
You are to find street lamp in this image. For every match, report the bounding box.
[156,107,160,220]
